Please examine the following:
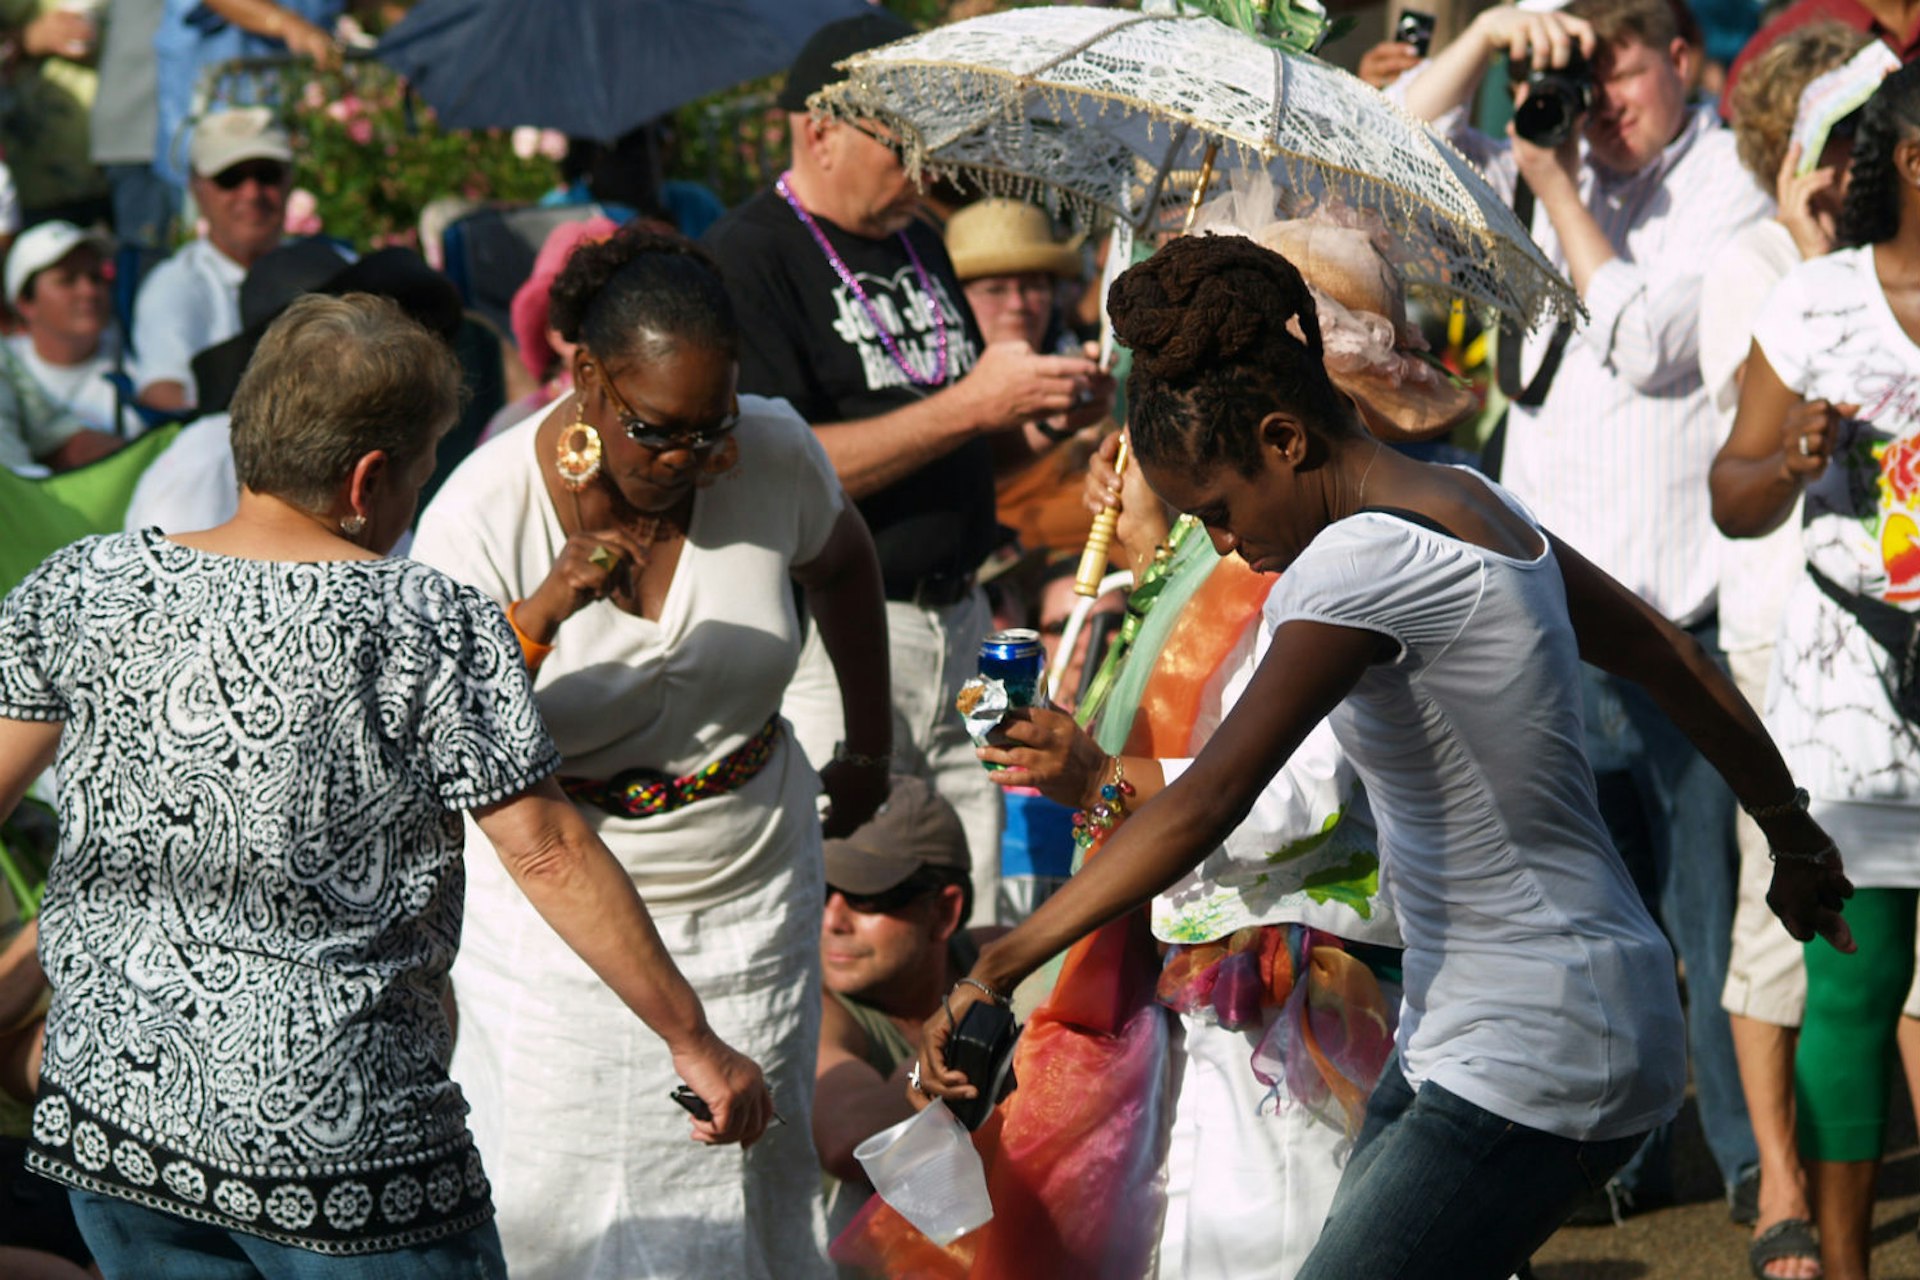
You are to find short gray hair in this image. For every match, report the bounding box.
[230,293,461,510]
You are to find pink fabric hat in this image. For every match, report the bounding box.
[510,214,620,381]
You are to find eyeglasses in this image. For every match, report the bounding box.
[599,369,739,454]
[826,878,940,915]
[210,160,290,191]
[845,119,907,161]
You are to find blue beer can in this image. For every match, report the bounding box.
[979,629,1047,708]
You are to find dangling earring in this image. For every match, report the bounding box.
[694,436,740,489]
[556,401,604,492]
[340,513,368,538]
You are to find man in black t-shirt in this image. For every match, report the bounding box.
[705,13,1100,921]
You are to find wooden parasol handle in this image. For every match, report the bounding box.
[1073,435,1131,597]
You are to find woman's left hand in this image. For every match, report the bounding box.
[975,707,1108,809]
[911,980,991,1106]
[819,759,890,838]
[1764,816,1856,952]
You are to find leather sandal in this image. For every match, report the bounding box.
[1749,1217,1821,1280]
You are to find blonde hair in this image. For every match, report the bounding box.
[1730,21,1873,188]
[230,293,461,510]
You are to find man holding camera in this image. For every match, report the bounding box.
[1404,0,1769,1225]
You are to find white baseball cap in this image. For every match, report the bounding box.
[6,220,111,305]
[190,107,293,179]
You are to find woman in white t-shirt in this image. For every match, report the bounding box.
[917,235,1853,1280]
[1712,61,1920,1280]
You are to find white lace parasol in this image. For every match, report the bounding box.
[816,5,1577,331]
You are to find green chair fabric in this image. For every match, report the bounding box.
[0,422,182,597]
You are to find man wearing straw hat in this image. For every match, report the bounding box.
[705,13,1104,921]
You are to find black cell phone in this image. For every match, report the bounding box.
[669,1084,713,1122]
[944,1002,1021,1131]
[1395,9,1436,56]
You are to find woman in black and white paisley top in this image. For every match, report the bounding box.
[0,294,774,1279]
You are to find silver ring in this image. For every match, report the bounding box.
[908,1061,923,1094]
[1799,434,1813,457]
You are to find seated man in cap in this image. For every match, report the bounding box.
[132,107,291,413]
[6,221,139,442]
[814,776,1002,1238]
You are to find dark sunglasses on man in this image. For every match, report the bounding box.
[211,160,290,191]
[826,874,943,915]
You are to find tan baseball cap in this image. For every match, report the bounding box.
[823,775,971,895]
[191,108,293,179]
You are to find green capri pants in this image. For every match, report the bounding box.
[1796,887,1917,1162]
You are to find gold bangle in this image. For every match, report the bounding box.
[505,600,553,670]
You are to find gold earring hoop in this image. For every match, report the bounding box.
[555,403,604,492]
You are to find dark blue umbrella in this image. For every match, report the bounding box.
[376,0,874,141]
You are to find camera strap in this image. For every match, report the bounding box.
[1496,177,1573,407]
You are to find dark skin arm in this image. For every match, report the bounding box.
[790,505,892,837]
[1709,344,1851,538]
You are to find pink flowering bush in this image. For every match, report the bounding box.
[264,62,559,249]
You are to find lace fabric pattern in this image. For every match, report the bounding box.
[817,6,1577,332]
[0,531,561,1253]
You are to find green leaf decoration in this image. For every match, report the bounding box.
[1176,0,1333,55]
[1302,853,1381,918]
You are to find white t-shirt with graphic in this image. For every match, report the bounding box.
[1751,245,1920,885]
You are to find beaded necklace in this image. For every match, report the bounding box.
[775,170,949,388]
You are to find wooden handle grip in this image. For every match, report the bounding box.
[1074,508,1120,597]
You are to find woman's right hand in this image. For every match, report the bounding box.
[1778,398,1855,482]
[1763,813,1855,953]
[1083,430,1172,576]
[975,706,1110,809]
[1775,142,1841,262]
[671,1030,776,1148]
[519,527,659,641]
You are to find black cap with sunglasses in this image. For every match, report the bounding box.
[823,775,973,918]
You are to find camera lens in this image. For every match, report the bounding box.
[1513,52,1594,149]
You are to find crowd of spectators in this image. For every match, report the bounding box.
[0,0,1915,1278]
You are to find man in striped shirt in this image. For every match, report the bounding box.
[1404,0,1771,1227]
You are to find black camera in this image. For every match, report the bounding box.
[1395,9,1436,57]
[1513,49,1595,149]
[944,1001,1020,1131]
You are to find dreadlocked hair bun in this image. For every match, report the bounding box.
[1109,234,1353,477]
[548,220,738,363]
[1838,61,1920,248]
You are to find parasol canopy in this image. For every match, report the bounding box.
[815,4,1576,331]
[376,0,870,142]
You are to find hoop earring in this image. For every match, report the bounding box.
[340,513,368,538]
[694,436,740,488]
[556,404,604,492]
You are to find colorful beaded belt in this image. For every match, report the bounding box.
[561,716,782,819]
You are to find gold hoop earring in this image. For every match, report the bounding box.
[694,436,740,488]
[555,403,604,492]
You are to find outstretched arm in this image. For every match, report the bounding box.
[1549,531,1853,950]
[915,618,1383,1100]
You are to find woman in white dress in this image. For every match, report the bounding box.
[412,226,891,1280]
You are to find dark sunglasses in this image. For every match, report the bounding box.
[600,369,739,453]
[845,119,907,160]
[210,160,290,191]
[826,877,940,915]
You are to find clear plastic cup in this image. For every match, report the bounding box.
[852,1099,994,1244]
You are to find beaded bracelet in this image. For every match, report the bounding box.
[1742,786,1809,821]
[832,742,892,770]
[956,976,1011,1006]
[1071,755,1135,854]
[1769,840,1838,866]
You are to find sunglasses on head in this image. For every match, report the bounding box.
[210,160,289,191]
[599,368,740,453]
[827,876,942,915]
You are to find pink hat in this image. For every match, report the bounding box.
[511,215,620,381]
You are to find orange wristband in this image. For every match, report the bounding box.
[505,600,553,670]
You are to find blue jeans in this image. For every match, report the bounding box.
[1581,620,1756,1196]
[105,163,181,252]
[69,1189,507,1279]
[1296,1058,1645,1280]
